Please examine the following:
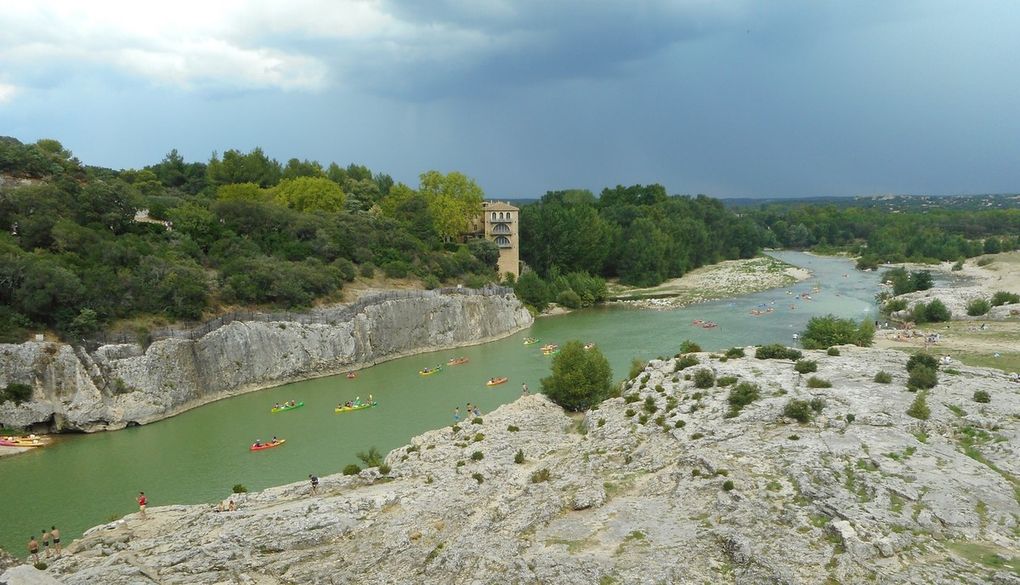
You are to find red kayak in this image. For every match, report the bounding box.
[250,439,285,451]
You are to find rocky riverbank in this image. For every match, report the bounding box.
[43,346,1020,584]
[0,289,531,435]
[608,255,811,310]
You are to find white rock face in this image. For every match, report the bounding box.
[48,347,1020,584]
[0,291,531,432]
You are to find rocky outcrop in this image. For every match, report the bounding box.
[49,347,1020,584]
[0,290,531,433]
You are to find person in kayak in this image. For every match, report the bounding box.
[254,439,263,447]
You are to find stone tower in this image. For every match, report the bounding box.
[481,201,520,278]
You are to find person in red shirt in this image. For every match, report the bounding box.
[137,491,148,518]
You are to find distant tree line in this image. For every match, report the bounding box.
[747,204,1020,267]
[0,137,495,342]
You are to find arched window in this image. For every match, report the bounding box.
[495,236,511,247]
[499,212,505,220]
[491,212,497,220]
[492,223,511,234]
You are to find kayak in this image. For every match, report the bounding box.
[447,357,469,366]
[485,377,508,387]
[419,366,443,376]
[0,436,45,448]
[543,349,559,356]
[250,439,285,451]
[270,401,304,413]
[540,344,558,352]
[523,337,540,345]
[335,401,379,414]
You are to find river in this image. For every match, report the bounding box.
[0,252,882,555]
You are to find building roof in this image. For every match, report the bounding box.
[482,201,519,212]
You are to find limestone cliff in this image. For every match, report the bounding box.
[48,347,1020,584]
[0,289,531,433]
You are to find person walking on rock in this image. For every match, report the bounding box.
[309,474,319,495]
[137,491,148,518]
[41,528,50,558]
[521,382,529,395]
[27,535,39,563]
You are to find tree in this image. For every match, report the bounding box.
[541,341,613,411]
[207,147,281,187]
[799,315,874,349]
[216,182,265,202]
[418,170,484,241]
[273,177,346,213]
[467,238,500,269]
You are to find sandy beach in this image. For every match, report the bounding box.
[607,255,811,310]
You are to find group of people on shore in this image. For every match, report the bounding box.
[27,526,61,562]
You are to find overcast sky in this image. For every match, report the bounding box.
[2,1,1019,198]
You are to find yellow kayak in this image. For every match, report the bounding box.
[335,401,379,414]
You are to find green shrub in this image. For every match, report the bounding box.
[722,480,735,491]
[678,340,702,354]
[638,414,649,424]
[966,298,991,316]
[541,342,613,411]
[691,432,704,439]
[674,419,686,428]
[799,315,874,349]
[783,399,813,423]
[471,451,484,461]
[693,369,715,389]
[625,408,636,417]
[514,449,525,464]
[794,360,817,374]
[422,274,441,290]
[473,432,484,442]
[827,347,841,356]
[378,464,391,475]
[531,468,551,483]
[952,259,965,271]
[925,299,951,322]
[976,257,993,267]
[643,396,658,413]
[873,371,892,384]
[991,291,1020,306]
[471,472,484,484]
[555,289,582,309]
[676,355,699,370]
[356,446,384,468]
[232,484,248,493]
[507,425,519,432]
[597,418,606,427]
[810,397,826,413]
[34,562,47,571]
[726,382,761,416]
[343,464,361,475]
[472,417,483,425]
[0,382,32,404]
[724,347,745,358]
[884,298,908,313]
[907,353,939,373]
[623,394,640,404]
[629,358,646,379]
[907,365,938,390]
[359,263,375,278]
[845,413,856,423]
[716,376,738,387]
[755,344,802,360]
[906,391,930,420]
[973,390,991,403]
[806,377,832,388]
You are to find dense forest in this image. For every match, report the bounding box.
[520,187,766,285]
[746,204,1020,267]
[0,137,497,342]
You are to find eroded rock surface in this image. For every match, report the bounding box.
[0,290,531,432]
[49,347,1020,584]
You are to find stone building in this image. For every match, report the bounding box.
[475,201,520,278]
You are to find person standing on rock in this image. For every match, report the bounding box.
[522,382,529,395]
[41,528,50,558]
[51,525,61,556]
[453,407,460,422]
[27,535,39,563]
[137,491,148,518]
[309,474,319,494]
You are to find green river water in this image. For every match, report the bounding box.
[0,252,883,554]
